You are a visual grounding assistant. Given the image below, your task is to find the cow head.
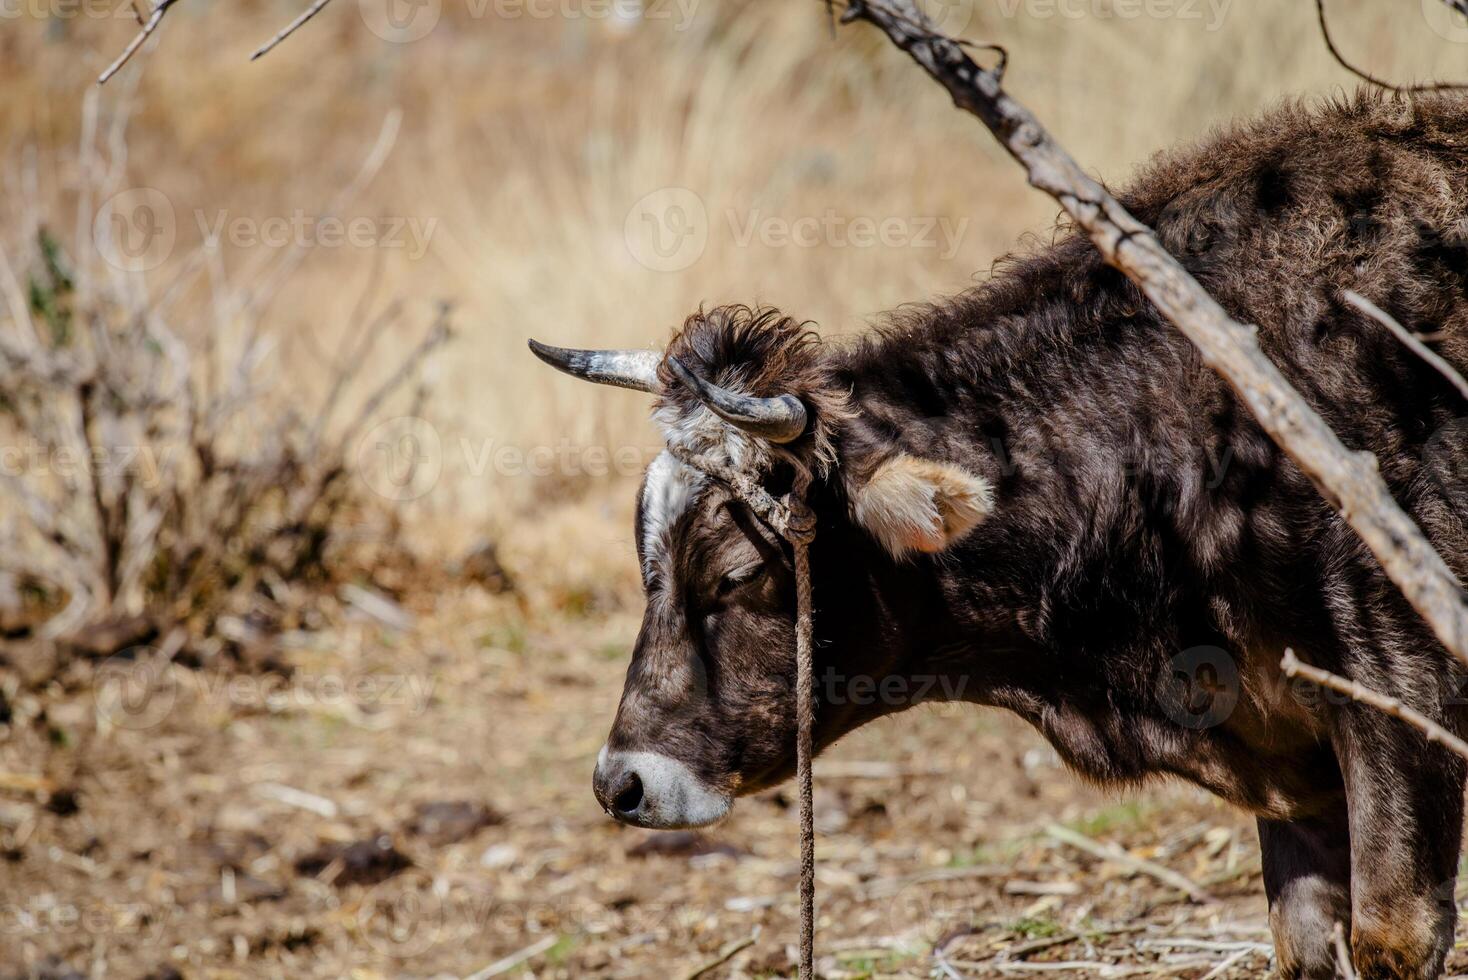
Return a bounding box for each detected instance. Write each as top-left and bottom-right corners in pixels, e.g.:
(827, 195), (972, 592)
(530, 306), (994, 828)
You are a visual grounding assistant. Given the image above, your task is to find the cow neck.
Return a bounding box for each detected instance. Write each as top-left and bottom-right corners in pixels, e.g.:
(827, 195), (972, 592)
(663, 441), (818, 980)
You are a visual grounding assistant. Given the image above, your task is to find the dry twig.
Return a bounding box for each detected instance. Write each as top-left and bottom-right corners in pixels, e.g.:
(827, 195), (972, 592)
(103, 0), (345, 80)
(251, 0), (337, 60)
(463, 935), (559, 980)
(1342, 290), (1468, 403)
(1314, 0), (1468, 94)
(1045, 824), (1214, 904)
(681, 931), (759, 980)
(1280, 649), (1468, 760)
(1333, 922), (1358, 980)
(934, 927), (976, 980)
(1197, 947), (1257, 980)
(98, 0), (183, 84)
(834, 0), (1468, 669)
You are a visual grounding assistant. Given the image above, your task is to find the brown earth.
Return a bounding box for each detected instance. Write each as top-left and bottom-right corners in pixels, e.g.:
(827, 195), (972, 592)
(6, 580), (1468, 979)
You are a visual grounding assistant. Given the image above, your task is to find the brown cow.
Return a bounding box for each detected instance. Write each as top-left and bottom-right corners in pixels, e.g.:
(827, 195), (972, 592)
(532, 91), (1468, 978)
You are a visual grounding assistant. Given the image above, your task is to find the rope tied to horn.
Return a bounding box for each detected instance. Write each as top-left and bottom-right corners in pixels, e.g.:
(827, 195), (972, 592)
(528, 337), (819, 976)
(665, 440), (818, 980)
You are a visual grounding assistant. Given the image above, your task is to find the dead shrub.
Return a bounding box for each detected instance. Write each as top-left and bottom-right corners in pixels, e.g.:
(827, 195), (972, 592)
(0, 107), (450, 659)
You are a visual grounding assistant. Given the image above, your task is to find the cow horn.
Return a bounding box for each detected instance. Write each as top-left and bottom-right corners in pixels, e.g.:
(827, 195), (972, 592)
(667, 356), (808, 444)
(527, 339), (661, 393)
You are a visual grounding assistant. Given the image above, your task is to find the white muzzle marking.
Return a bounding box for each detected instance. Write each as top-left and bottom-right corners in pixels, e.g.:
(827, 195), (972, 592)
(594, 746), (732, 829)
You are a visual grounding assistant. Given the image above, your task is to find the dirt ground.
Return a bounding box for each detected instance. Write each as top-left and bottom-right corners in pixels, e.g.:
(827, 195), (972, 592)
(3, 578), (1467, 980)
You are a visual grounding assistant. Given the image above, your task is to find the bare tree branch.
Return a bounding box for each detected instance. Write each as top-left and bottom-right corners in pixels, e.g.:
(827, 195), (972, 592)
(227, 108), (403, 325)
(336, 302), (453, 448)
(98, 0), (183, 85)
(1045, 823), (1215, 903)
(1333, 922), (1358, 980)
(252, 0), (337, 61)
(1342, 290), (1468, 403)
(102, 0), (338, 79)
(1281, 649), (1468, 761)
(1314, 0), (1468, 94)
(834, 0), (1468, 667)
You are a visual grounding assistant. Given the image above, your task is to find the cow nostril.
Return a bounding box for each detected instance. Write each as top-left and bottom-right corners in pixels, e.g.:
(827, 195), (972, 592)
(612, 772), (643, 814)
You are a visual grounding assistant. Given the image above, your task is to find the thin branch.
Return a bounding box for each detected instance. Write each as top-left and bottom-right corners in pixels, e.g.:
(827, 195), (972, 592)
(251, 0), (336, 61)
(933, 928), (973, 980)
(1333, 922), (1358, 980)
(227, 108), (403, 324)
(463, 935), (559, 980)
(307, 298), (403, 451)
(74, 87), (100, 309)
(1342, 290), (1468, 403)
(1314, 0), (1468, 94)
(835, 0), (1468, 668)
(1197, 948), (1256, 980)
(681, 931), (759, 980)
(98, 0), (183, 85)
(1281, 649), (1468, 760)
(0, 240), (39, 350)
(1045, 823), (1214, 904)
(335, 302), (453, 448)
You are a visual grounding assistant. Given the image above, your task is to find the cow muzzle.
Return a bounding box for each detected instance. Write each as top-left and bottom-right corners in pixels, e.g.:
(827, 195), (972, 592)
(593, 746), (732, 829)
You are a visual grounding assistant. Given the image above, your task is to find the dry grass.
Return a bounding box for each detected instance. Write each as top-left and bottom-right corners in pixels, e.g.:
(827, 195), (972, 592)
(4, 0), (1462, 550)
(2, 592), (1465, 977)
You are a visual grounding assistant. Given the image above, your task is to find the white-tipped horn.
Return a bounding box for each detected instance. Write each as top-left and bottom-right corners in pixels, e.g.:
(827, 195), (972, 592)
(528, 339), (661, 393)
(667, 356), (807, 444)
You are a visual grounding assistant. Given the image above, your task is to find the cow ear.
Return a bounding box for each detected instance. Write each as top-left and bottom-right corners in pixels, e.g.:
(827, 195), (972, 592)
(850, 454), (994, 557)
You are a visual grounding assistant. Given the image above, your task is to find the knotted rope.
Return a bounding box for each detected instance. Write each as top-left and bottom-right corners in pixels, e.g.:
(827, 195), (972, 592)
(666, 443), (818, 979)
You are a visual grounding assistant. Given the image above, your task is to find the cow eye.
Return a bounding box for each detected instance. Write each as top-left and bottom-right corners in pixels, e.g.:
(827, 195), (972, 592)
(715, 561), (764, 599)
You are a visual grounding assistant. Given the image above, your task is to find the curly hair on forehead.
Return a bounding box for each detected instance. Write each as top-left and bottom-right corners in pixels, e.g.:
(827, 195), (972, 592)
(654, 305), (855, 474)
(659, 306), (820, 391)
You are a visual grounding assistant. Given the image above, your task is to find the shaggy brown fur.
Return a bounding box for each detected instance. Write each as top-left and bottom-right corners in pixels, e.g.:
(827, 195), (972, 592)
(598, 91), (1468, 979)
